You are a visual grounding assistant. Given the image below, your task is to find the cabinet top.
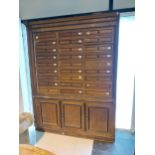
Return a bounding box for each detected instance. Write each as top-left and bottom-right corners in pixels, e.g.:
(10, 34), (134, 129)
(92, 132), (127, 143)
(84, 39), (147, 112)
(23, 12), (119, 29)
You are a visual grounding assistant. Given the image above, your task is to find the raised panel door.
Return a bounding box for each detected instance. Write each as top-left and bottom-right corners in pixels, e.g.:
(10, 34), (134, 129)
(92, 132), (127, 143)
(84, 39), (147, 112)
(34, 99), (61, 129)
(61, 101), (84, 131)
(86, 102), (115, 138)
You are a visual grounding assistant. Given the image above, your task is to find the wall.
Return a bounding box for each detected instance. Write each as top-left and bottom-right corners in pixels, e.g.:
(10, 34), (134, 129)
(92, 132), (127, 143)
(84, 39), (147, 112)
(19, 77), (23, 113)
(19, 0), (109, 20)
(20, 0), (135, 20)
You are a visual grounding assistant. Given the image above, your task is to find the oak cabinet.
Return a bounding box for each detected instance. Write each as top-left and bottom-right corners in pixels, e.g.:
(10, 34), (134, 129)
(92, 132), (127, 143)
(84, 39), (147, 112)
(26, 12), (119, 142)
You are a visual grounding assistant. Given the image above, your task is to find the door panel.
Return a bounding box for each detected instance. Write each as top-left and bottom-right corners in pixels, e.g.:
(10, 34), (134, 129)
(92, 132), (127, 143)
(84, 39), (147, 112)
(86, 102), (115, 136)
(34, 99), (61, 129)
(61, 101), (84, 131)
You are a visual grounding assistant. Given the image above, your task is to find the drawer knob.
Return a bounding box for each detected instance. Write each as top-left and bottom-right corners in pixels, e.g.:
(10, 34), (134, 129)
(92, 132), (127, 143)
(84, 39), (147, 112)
(53, 63), (57, 66)
(53, 56), (57, 59)
(54, 83), (58, 86)
(107, 62), (111, 66)
(106, 70), (111, 73)
(86, 31), (91, 35)
(78, 90), (82, 94)
(78, 70), (82, 73)
(107, 46), (111, 50)
(52, 49), (56, 52)
(78, 76), (82, 79)
(78, 48), (83, 51)
(52, 41), (56, 45)
(54, 70), (57, 73)
(86, 84), (90, 87)
(35, 36), (39, 39)
(78, 55), (82, 59)
(106, 92), (110, 96)
(78, 32), (82, 35)
(78, 40), (82, 43)
(107, 54), (112, 58)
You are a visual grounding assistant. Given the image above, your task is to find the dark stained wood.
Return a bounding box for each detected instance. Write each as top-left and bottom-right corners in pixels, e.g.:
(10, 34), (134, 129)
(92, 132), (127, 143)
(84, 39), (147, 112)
(34, 99), (61, 129)
(61, 100), (84, 131)
(26, 12), (119, 142)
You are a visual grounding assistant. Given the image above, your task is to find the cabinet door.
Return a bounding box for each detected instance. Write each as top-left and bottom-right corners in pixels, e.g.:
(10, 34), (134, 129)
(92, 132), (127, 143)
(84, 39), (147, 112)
(86, 102), (115, 137)
(34, 99), (61, 129)
(61, 100), (84, 131)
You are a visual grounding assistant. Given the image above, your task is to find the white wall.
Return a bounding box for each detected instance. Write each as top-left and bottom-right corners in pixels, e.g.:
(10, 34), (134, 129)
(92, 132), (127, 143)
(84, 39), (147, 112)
(19, 0), (109, 20)
(19, 77), (23, 113)
(113, 0), (135, 9)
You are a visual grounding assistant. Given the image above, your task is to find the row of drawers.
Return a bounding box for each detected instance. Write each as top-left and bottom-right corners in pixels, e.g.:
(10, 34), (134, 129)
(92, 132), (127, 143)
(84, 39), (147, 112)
(38, 81), (112, 88)
(36, 53), (112, 61)
(34, 27), (114, 41)
(38, 87), (112, 98)
(36, 60), (112, 69)
(35, 44), (113, 53)
(38, 75), (112, 81)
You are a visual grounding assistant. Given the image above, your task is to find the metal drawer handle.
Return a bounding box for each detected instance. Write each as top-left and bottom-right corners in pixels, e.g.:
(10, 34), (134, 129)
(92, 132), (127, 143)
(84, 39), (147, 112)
(78, 55), (82, 59)
(54, 83), (58, 86)
(78, 48), (83, 51)
(54, 70), (57, 73)
(106, 70), (111, 73)
(35, 36), (39, 39)
(107, 46), (111, 50)
(78, 90), (82, 94)
(78, 32), (82, 35)
(78, 70), (82, 73)
(53, 63), (57, 66)
(52, 49), (56, 52)
(53, 56), (57, 59)
(107, 62), (111, 66)
(106, 92), (110, 96)
(86, 31), (91, 35)
(107, 54), (112, 58)
(86, 84), (90, 87)
(52, 41), (56, 45)
(78, 40), (82, 43)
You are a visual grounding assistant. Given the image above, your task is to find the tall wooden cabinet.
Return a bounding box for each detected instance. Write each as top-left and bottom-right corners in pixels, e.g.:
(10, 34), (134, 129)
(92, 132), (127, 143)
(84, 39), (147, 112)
(25, 12), (119, 142)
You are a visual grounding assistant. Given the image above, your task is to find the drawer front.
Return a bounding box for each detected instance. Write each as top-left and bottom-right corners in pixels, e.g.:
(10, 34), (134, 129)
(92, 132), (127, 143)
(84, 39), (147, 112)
(85, 69), (112, 75)
(60, 82), (83, 88)
(38, 87), (60, 95)
(85, 89), (112, 98)
(85, 44), (113, 53)
(60, 89), (83, 95)
(85, 60), (113, 69)
(85, 82), (112, 89)
(85, 53), (113, 60)
(59, 46), (84, 53)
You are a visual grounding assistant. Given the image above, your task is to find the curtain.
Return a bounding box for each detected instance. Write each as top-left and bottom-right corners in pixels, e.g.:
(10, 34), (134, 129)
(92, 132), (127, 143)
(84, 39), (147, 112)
(116, 15), (135, 130)
(19, 19), (33, 113)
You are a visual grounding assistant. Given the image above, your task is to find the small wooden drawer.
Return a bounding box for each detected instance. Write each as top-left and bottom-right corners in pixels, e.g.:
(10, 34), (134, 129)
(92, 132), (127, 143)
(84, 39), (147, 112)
(84, 36), (113, 44)
(85, 89), (112, 98)
(85, 75), (112, 81)
(60, 82), (83, 88)
(34, 32), (56, 40)
(38, 87), (59, 95)
(85, 53), (113, 60)
(85, 45), (113, 53)
(85, 60), (113, 69)
(85, 82), (112, 89)
(60, 89), (83, 95)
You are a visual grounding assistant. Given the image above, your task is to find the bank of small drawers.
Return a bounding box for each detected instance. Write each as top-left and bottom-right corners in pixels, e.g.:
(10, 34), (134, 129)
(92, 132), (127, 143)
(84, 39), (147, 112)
(34, 27), (115, 99)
